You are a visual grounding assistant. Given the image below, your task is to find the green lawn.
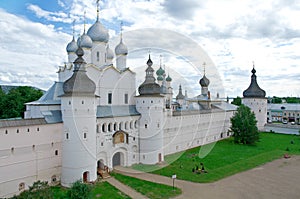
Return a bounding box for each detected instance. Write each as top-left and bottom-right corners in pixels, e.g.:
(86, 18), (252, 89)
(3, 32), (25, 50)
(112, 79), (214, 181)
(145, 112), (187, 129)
(133, 132), (300, 183)
(89, 181), (131, 199)
(112, 173), (181, 199)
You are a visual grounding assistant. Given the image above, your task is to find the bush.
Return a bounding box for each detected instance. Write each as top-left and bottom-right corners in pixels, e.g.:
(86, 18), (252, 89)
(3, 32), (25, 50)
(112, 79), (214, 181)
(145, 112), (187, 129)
(67, 180), (90, 199)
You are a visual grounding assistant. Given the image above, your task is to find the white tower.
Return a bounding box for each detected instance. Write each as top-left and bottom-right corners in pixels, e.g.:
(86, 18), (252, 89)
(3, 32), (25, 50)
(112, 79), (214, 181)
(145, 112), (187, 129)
(136, 55), (164, 164)
(242, 66), (267, 131)
(115, 24), (128, 71)
(60, 47), (97, 187)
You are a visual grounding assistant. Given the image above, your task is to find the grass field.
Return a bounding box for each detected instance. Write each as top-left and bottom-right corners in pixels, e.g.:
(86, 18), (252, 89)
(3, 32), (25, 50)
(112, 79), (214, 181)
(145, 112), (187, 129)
(111, 173), (181, 199)
(132, 132), (300, 183)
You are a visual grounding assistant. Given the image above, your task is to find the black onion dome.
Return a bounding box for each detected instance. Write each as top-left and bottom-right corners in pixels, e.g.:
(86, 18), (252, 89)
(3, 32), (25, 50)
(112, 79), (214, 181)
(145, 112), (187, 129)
(138, 55), (161, 95)
(243, 68), (266, 98)
(63, 47), (96, 96)
(199, 75), (210, 87)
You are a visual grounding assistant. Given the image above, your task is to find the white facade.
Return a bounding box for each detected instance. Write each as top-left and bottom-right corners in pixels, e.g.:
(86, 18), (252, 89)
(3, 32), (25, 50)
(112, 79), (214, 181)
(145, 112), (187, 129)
(0, 9), (238, 198)
(242, 98), (267, 130)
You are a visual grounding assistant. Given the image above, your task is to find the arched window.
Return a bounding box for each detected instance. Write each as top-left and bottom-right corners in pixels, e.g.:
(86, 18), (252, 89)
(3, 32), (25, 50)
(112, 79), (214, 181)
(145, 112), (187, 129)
(114, 123), (117, 131)
(108, 123), (112, 132)
(51, 175), (57, 183)
(19, 182), (25, 191)
(130, 121), (133, 129)
(102, 124), (106, 132)
(134, 120), (138, 128)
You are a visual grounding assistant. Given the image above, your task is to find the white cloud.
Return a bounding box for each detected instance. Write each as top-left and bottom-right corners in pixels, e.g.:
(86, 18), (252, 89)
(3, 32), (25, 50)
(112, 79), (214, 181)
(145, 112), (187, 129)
(0, 9), (70, 90)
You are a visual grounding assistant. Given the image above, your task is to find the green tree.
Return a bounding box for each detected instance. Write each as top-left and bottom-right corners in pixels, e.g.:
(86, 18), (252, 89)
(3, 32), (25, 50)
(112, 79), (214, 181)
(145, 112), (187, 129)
(271, 96), (282, 104)
(67, 180), (91, 199)
(231, 96), (242, 106)
(230, 104), (259, 145)
(0, 86), (43, 119)
(285, 97), (300, 103)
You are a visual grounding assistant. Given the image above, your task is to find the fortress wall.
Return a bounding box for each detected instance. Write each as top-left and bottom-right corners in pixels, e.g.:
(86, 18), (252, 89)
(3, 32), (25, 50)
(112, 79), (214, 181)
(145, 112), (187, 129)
(163, 110), (234, 156)
(0, 123), (62, 198)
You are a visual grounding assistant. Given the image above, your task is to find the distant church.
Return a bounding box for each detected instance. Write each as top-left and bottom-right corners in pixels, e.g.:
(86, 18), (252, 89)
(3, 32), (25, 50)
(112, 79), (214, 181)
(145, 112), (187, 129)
(0, 3), (266, 198)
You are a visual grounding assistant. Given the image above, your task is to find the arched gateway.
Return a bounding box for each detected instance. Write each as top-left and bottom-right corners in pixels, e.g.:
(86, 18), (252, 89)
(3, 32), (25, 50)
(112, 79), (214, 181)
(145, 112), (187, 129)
(112, 152), (124, 167)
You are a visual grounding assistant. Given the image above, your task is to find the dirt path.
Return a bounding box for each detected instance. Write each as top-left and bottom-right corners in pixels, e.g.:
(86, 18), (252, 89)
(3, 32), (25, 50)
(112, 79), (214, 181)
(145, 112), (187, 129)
(115, 156), (300, 199)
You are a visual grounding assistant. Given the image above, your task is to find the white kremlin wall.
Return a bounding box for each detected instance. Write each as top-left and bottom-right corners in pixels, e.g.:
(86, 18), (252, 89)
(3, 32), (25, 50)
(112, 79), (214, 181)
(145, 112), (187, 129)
(0, 122), (62, 198)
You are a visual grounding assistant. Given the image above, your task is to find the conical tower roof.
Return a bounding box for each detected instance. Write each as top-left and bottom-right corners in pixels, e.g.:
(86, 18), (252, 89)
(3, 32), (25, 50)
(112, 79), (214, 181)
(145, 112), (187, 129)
(243, 67), (266, 98)
(63, 47), (96, 96)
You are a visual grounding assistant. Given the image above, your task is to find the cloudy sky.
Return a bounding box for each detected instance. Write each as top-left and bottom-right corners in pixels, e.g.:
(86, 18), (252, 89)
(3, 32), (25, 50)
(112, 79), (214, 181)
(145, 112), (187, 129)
(0, 0), (299, 98)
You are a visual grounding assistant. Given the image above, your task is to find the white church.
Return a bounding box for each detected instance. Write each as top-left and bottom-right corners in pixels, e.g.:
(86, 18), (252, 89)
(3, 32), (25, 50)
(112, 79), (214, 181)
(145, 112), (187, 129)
(0, 4), (267, 198)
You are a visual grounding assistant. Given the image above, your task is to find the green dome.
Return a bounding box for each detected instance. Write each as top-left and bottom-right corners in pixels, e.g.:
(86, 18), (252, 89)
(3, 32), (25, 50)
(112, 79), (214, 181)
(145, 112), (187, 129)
(156, 66), (165, 76)
(166, 74), (172, 82)
(157, 75), (163, 81)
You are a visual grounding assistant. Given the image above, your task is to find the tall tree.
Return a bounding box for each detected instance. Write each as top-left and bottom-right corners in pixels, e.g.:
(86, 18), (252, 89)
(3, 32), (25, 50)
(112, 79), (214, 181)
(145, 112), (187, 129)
(230, 104), (259, 145)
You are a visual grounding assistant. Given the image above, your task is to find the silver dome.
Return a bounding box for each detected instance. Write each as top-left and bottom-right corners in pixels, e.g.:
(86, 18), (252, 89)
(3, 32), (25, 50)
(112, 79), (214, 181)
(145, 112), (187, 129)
(66, 37), (78, 53)
(77, 33), (93, 49)
(115, 39), (128, 55)
(87, 21), (109, 43)
(106, 45), (114, 60)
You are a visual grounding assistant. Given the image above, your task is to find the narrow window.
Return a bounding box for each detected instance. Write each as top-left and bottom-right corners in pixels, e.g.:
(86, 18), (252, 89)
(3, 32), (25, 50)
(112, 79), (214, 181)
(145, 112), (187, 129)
(108, 93), (112, 104)
(97, 51), (100, 62)
(101, 142), (103, 146)
(82, 100), (84, 104)
(37, 127), (39, 132)
(17, 129), (19, 133)
(5, 130), (8, 134)
(145, 124), (148, 129)
(27, 128), (30, 132)
(84, 132), (87, 139)
(66, 133), (69, 139)
(124, 93), (128, 104)
(102, 124), (105, 132)
(55, 150), (58, 156)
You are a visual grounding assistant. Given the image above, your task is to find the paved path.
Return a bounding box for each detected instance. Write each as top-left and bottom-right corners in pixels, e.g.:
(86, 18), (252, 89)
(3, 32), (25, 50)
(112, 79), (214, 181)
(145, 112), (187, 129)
(114, 155), (300, 199)
(106, 177), (148, 199)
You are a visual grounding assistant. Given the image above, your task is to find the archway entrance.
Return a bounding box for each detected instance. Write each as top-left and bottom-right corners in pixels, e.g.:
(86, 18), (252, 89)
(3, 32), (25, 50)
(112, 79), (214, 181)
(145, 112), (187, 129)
(112, 152), (124, 167)
(97, 159), (105, 170)
(83, 171), (89, 183)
